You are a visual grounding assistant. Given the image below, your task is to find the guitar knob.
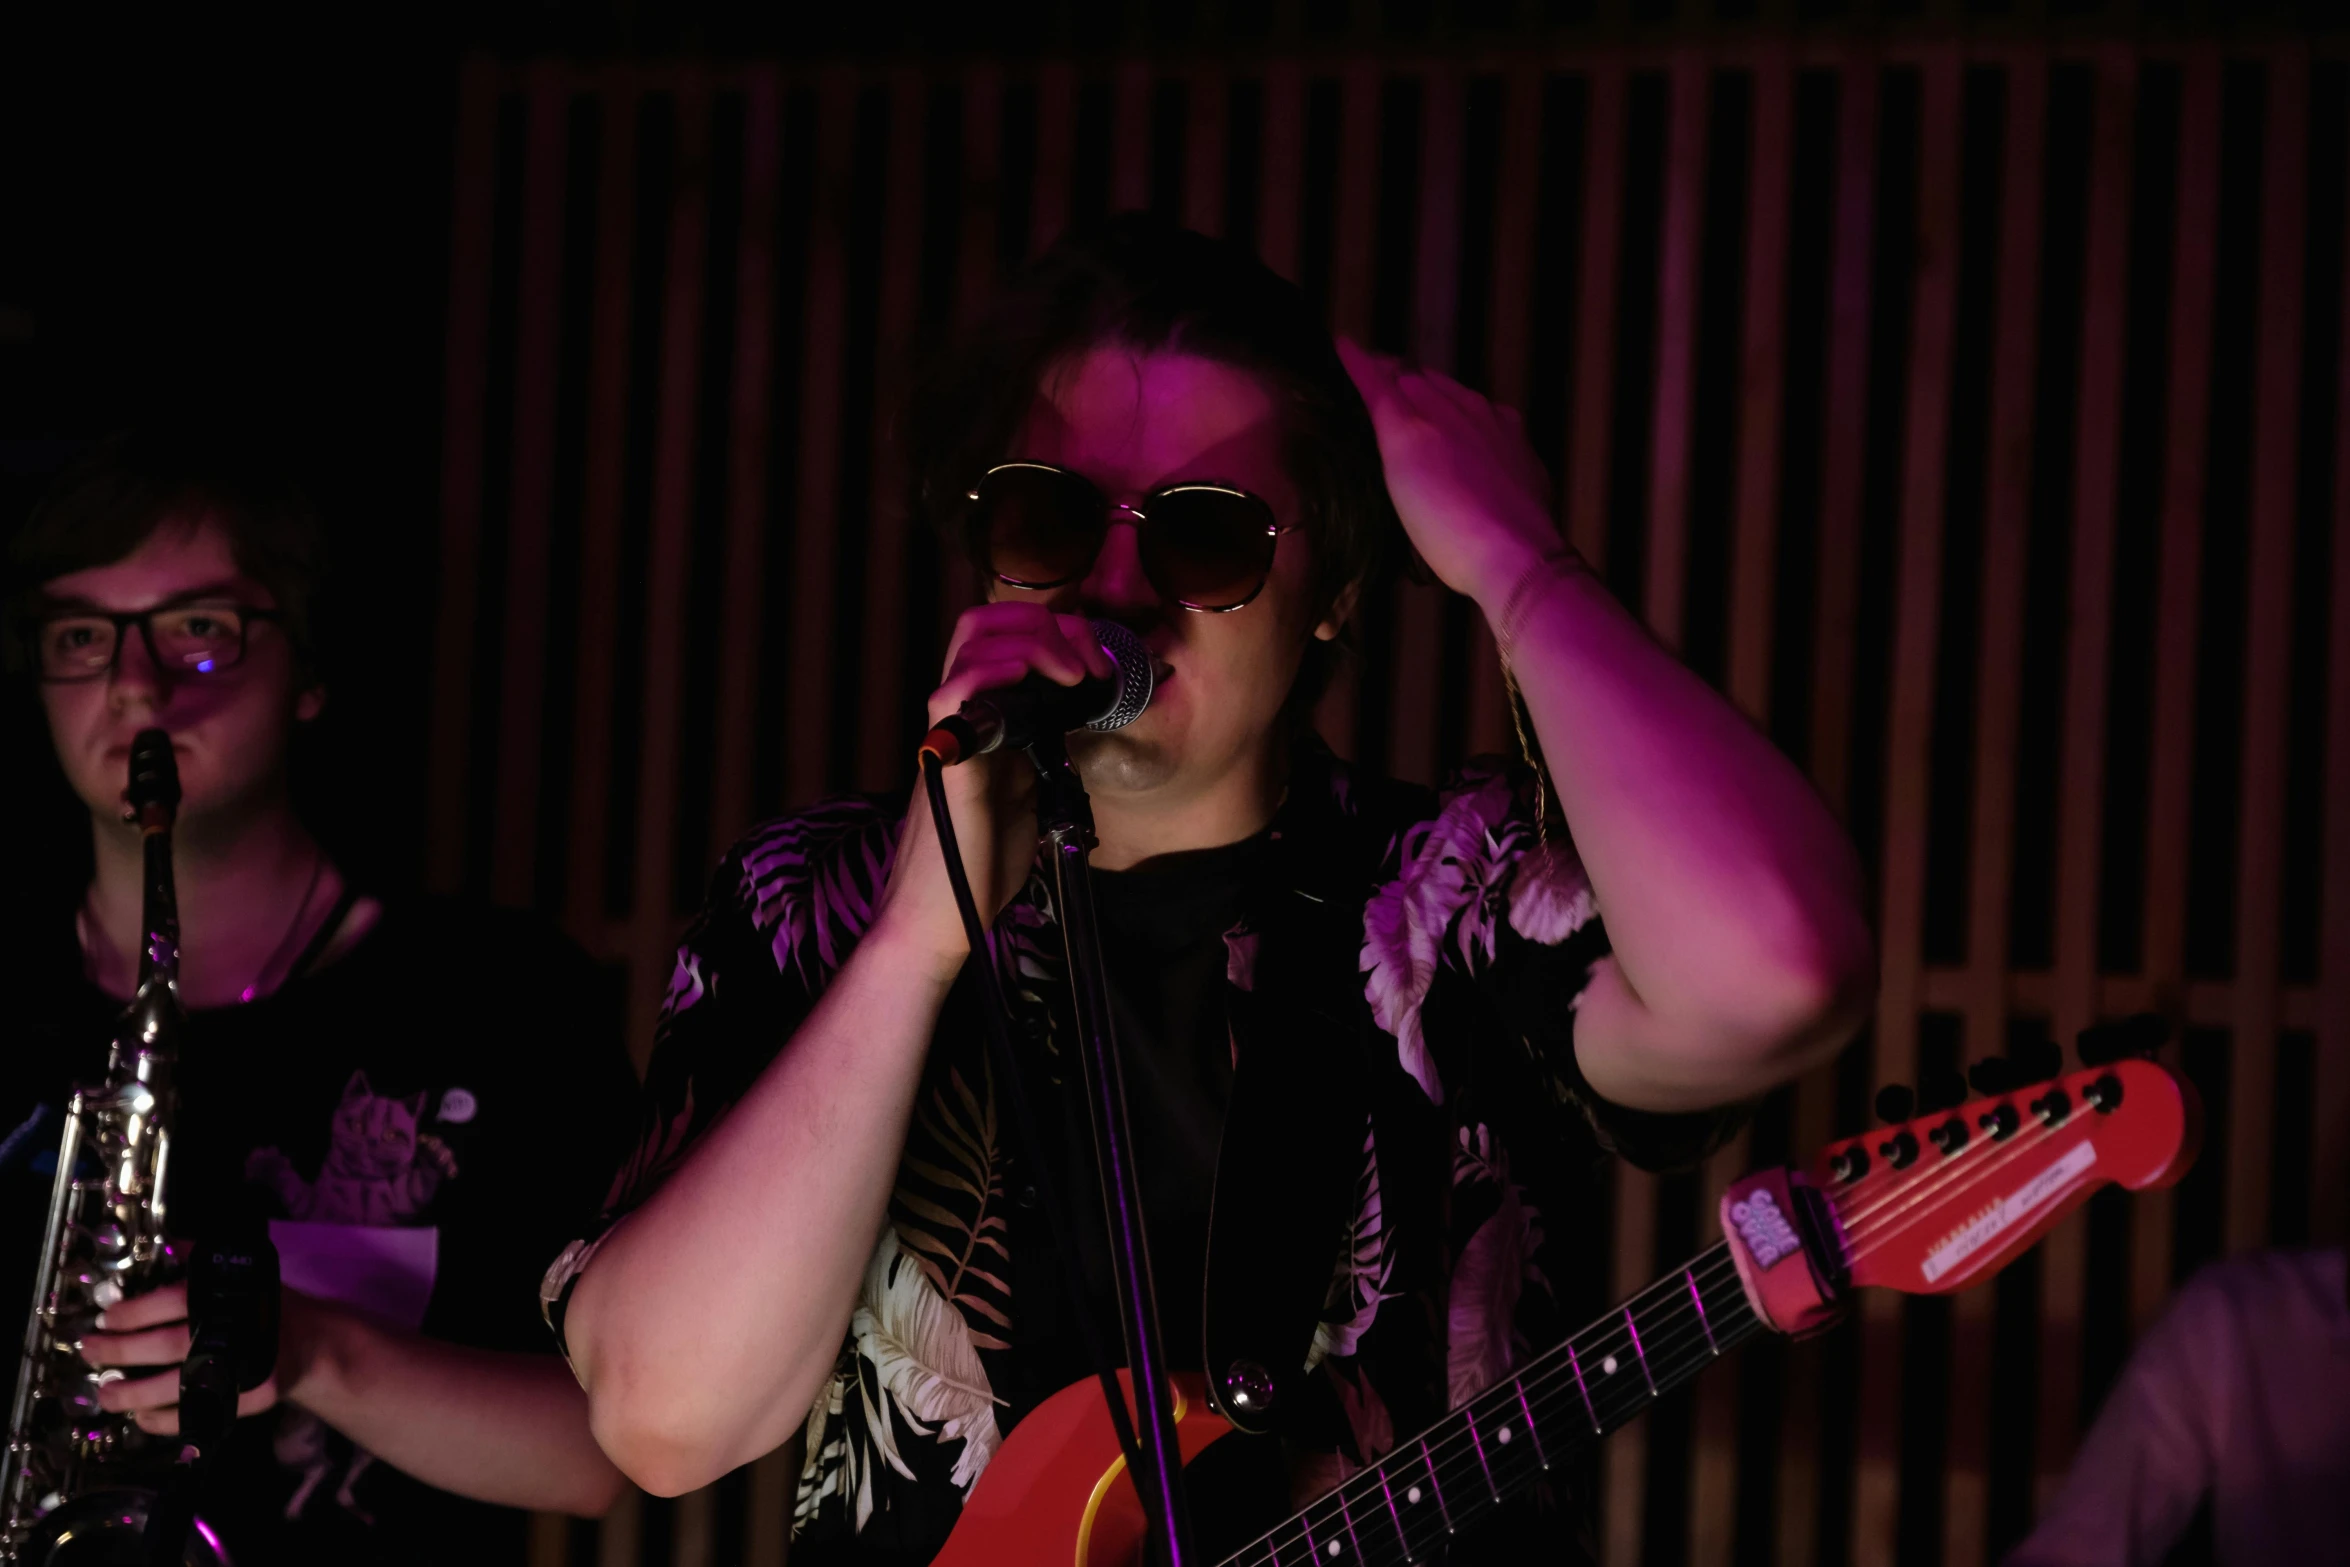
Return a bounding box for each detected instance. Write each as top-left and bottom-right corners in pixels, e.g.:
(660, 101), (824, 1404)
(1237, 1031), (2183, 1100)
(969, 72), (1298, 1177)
(1919, 1070), (1968, 1113)
(1876, 1130), (1920, 1169)
(1222, 1359), (1276, 1414)
(1967, 1058), (2017, 1096)
(2083, 1075), (2125, 1114)
(1977, 1103), (2021, 1141)
(1928, 1118), (1970, 1156)
(2013, 1041), (2065, 1085)
(1874, 1084), (1916, 1124)
(2029, 1088), (2073, 1127)
(1828, 1145), (1871, 1182)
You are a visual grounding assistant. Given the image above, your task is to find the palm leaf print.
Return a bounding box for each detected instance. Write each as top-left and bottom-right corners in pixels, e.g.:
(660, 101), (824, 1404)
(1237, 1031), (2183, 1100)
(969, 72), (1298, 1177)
(738, 796), (901, 985)
(1308, 1119), (1400, 1370)
(892, 1061), (1013, 1351)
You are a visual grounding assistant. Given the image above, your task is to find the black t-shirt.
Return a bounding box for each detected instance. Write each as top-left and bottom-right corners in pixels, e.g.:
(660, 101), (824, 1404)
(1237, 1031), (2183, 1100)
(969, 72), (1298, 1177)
(1069, 835), (1259, 1377)
(0, 893), (640, 1567)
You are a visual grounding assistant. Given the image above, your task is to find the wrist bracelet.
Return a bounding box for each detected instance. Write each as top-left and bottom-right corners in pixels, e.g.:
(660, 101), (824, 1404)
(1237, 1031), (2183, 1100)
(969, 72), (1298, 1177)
(1492, 549), (1579, 664)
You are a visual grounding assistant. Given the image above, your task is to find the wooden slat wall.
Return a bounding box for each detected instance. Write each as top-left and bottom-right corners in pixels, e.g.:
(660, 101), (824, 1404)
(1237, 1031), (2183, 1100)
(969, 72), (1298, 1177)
(428, 42), (2350, 1567)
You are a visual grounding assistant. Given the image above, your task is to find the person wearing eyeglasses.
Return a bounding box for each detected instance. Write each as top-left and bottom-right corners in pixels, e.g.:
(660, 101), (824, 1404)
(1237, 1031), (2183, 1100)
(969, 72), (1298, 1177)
(548, 215), (1877, 1563)
(0, 431), (639, 1565)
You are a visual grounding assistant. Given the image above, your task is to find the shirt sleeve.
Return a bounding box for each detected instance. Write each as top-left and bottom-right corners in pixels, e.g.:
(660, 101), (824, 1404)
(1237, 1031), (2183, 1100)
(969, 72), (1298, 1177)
(2002, 1265), (2226, 1567)
(1445, 759), (1745, 1174)
(538, 797), (902, 1357)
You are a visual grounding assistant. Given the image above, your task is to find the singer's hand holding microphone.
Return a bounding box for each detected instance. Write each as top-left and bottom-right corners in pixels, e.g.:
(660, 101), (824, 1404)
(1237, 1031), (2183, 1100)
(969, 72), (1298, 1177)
(871, 603), (1154, 982)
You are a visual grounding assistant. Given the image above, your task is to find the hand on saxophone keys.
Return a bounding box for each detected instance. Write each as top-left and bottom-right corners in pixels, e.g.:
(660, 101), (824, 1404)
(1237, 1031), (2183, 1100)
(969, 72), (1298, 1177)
(77, 1280), (318, 1436)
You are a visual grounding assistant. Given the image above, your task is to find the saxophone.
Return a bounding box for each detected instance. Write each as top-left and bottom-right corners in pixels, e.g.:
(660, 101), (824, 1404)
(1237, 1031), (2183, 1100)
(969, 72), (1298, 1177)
(1, 729), (225, 1565)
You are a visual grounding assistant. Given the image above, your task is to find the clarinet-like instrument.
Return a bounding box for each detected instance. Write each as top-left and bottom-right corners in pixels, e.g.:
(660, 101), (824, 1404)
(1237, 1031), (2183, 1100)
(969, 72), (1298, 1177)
(1, 729), (226, 1565)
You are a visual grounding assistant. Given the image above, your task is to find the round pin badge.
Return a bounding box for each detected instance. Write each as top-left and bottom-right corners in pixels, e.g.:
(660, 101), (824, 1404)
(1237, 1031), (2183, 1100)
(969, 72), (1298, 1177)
(438, 1087), (479, 1125)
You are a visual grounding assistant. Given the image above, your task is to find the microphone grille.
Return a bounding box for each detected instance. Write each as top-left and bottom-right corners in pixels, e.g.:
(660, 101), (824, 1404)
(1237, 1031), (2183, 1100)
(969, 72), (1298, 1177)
(1084, 621), (1155, 733)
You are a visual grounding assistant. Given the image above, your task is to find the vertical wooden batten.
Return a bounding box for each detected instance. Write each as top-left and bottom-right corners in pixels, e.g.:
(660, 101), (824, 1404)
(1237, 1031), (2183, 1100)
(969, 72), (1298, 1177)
(2128, 50), (2223, 1355)
(2226, 50), (2307, 1254)
(1776, 56), (1878, 1567)
(564, 83), (644, 943)
(1313, 61), (1381, 762)
(852, 67), (932, 794)
(2040, 40), (2138, 1528)
(1389, 66), (1462, 788)
(1945, 58), (2048, 1567)
(625, 78), (713, 1068)
(491, 71), (573, 907)
(1853, 51), (1963, 1567)
(1566, 63), (1627, 571)
(706, 70), (784, 866)
(2320, 71), (2350, 1252)
(427, 56), (502, 896)
(1470, 63), (1545, 761)
(781, 71), (857, 811)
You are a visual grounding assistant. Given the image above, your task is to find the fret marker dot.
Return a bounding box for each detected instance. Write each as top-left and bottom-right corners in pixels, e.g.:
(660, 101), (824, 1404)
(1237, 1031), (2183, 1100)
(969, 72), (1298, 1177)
(1497, 1425), (1513, 1444)
(1406, 1486), (1422, 1505)
(1601, 1355), (1619, 1376)
(1327, 1543), (1342, 1558)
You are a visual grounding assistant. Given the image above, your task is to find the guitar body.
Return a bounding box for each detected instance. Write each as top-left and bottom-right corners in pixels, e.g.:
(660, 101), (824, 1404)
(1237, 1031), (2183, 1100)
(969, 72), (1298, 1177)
(938, 1372), (1229, 1567)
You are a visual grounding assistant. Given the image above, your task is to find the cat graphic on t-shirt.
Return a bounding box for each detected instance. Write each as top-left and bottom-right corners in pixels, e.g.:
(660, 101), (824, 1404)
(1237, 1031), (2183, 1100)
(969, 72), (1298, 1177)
(247, 1070), (461, 1226)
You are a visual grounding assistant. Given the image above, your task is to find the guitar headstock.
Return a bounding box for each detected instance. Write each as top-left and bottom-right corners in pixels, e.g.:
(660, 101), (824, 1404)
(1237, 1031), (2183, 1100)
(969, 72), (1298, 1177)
(1808, 1058), (2199, 1296)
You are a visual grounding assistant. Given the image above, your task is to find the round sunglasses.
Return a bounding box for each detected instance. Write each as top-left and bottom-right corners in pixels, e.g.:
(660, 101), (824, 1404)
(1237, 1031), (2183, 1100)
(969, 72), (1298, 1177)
(966, 461), (1301, 612)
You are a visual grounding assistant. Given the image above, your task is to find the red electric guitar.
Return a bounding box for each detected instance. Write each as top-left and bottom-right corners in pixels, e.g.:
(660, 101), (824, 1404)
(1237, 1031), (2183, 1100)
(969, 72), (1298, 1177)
(936, 1055), (2199, 1566)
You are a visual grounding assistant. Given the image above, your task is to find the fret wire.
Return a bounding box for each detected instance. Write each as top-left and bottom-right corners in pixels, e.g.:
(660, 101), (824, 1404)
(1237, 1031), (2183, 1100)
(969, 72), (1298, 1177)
(1684, 1264), (1719, 1355)
(1376, 1462), (1411, 1562)
(1463, 1406), (1500, 1501)
(1419, 1438), (1453, 1533)
(1239, 1249), (1755, 1567)
(1338, 1484), (1365, 1562)
(1565, 1339), (1600, 1431)
(1513, 1377), (1550, 1469)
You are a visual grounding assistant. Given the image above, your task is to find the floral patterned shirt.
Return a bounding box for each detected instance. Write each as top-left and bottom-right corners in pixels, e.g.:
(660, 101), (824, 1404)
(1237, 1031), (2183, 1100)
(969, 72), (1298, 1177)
(542, 745), (1738, 1562)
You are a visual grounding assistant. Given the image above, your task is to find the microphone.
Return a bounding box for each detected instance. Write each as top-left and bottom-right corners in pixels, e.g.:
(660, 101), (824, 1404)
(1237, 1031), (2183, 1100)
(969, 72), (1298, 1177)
(920, 619), (1155, 766)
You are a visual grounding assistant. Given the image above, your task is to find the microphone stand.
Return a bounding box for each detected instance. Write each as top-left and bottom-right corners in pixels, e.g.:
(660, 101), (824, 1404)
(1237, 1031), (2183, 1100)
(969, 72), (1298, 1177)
(1025, 731), (1196, 1567)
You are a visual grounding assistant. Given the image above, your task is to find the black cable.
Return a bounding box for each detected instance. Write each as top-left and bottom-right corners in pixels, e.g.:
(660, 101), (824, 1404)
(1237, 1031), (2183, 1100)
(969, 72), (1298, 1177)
(920, 750), (1146, 1478)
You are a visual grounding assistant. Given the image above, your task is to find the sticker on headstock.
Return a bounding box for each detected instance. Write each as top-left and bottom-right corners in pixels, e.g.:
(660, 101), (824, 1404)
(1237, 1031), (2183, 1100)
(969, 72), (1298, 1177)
(1921, 1142), (2096, 1284)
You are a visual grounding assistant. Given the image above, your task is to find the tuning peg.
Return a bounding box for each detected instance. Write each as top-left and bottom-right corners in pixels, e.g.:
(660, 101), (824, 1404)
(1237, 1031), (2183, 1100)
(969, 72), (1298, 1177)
(1875, 1083), (1916, 1124)
(2011, 1040), (2064, 1085)
(2077, 1013), (2169, 1068)
(1967, 1057), (2018, 1097)
(1918, 1069), (1968, 1113)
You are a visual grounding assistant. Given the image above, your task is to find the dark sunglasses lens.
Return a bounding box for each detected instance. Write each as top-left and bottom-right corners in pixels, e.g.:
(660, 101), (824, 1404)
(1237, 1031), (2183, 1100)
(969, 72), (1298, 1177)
(974, 467), (1104, 589)
(1142, 488), (1280, 609)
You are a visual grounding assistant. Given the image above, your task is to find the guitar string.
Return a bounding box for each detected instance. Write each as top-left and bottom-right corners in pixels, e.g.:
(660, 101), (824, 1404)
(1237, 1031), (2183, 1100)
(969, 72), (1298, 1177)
(1826, 1074), (2117, 1242)
(1241, 1250), (1749, 1567)
(1227, 1091), (2129, 1564)
(1237, 1108), (2095, 1567)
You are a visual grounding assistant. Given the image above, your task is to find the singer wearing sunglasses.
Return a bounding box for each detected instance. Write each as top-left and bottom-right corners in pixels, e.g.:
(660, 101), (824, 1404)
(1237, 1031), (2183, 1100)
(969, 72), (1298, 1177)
(548, 214), (1876, 1563)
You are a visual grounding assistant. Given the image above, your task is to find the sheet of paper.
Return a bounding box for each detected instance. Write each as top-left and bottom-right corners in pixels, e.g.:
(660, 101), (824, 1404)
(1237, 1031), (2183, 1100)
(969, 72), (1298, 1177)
(268, 1221), (439, 1332)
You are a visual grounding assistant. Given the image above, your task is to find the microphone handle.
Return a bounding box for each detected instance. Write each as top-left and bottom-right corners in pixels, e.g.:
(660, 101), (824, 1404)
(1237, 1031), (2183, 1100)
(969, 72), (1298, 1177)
(924, 671), (1117, 766)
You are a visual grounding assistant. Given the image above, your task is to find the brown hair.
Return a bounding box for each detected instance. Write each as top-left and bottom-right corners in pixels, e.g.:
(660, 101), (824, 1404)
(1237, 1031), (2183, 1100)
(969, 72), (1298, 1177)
(4, 429), (331, 680)
(902, 211), (1402, 716)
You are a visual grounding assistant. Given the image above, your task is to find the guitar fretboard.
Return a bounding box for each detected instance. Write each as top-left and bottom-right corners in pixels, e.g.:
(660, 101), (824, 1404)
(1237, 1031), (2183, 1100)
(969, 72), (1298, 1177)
(1224, 1243), (1761, 1566)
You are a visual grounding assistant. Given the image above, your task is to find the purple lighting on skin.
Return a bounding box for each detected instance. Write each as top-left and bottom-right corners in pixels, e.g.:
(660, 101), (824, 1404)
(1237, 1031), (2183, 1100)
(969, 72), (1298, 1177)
(195, 659), (215, 673)
(194, 1517), (227, 1560)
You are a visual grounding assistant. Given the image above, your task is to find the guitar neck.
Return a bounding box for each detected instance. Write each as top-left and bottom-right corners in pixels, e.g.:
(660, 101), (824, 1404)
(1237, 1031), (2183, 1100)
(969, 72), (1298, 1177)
(1223, 1242), (1762, 1566)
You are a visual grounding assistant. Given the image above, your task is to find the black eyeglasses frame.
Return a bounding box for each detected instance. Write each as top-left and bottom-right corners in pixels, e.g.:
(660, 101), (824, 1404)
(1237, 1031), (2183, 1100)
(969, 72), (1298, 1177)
(31, 604), (287, 685)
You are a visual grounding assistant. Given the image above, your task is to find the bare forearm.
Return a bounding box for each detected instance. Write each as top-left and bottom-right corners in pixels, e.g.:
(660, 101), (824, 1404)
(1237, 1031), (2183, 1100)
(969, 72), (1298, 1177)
(1486, 559), (1874, 1105)
(292, 1313), (622, 1516)
(561, 922), (954, 1493)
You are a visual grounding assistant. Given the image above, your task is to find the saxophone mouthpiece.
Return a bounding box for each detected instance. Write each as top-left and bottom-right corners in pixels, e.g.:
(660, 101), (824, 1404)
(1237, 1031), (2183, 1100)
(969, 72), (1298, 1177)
(126, 729), (180, 831)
